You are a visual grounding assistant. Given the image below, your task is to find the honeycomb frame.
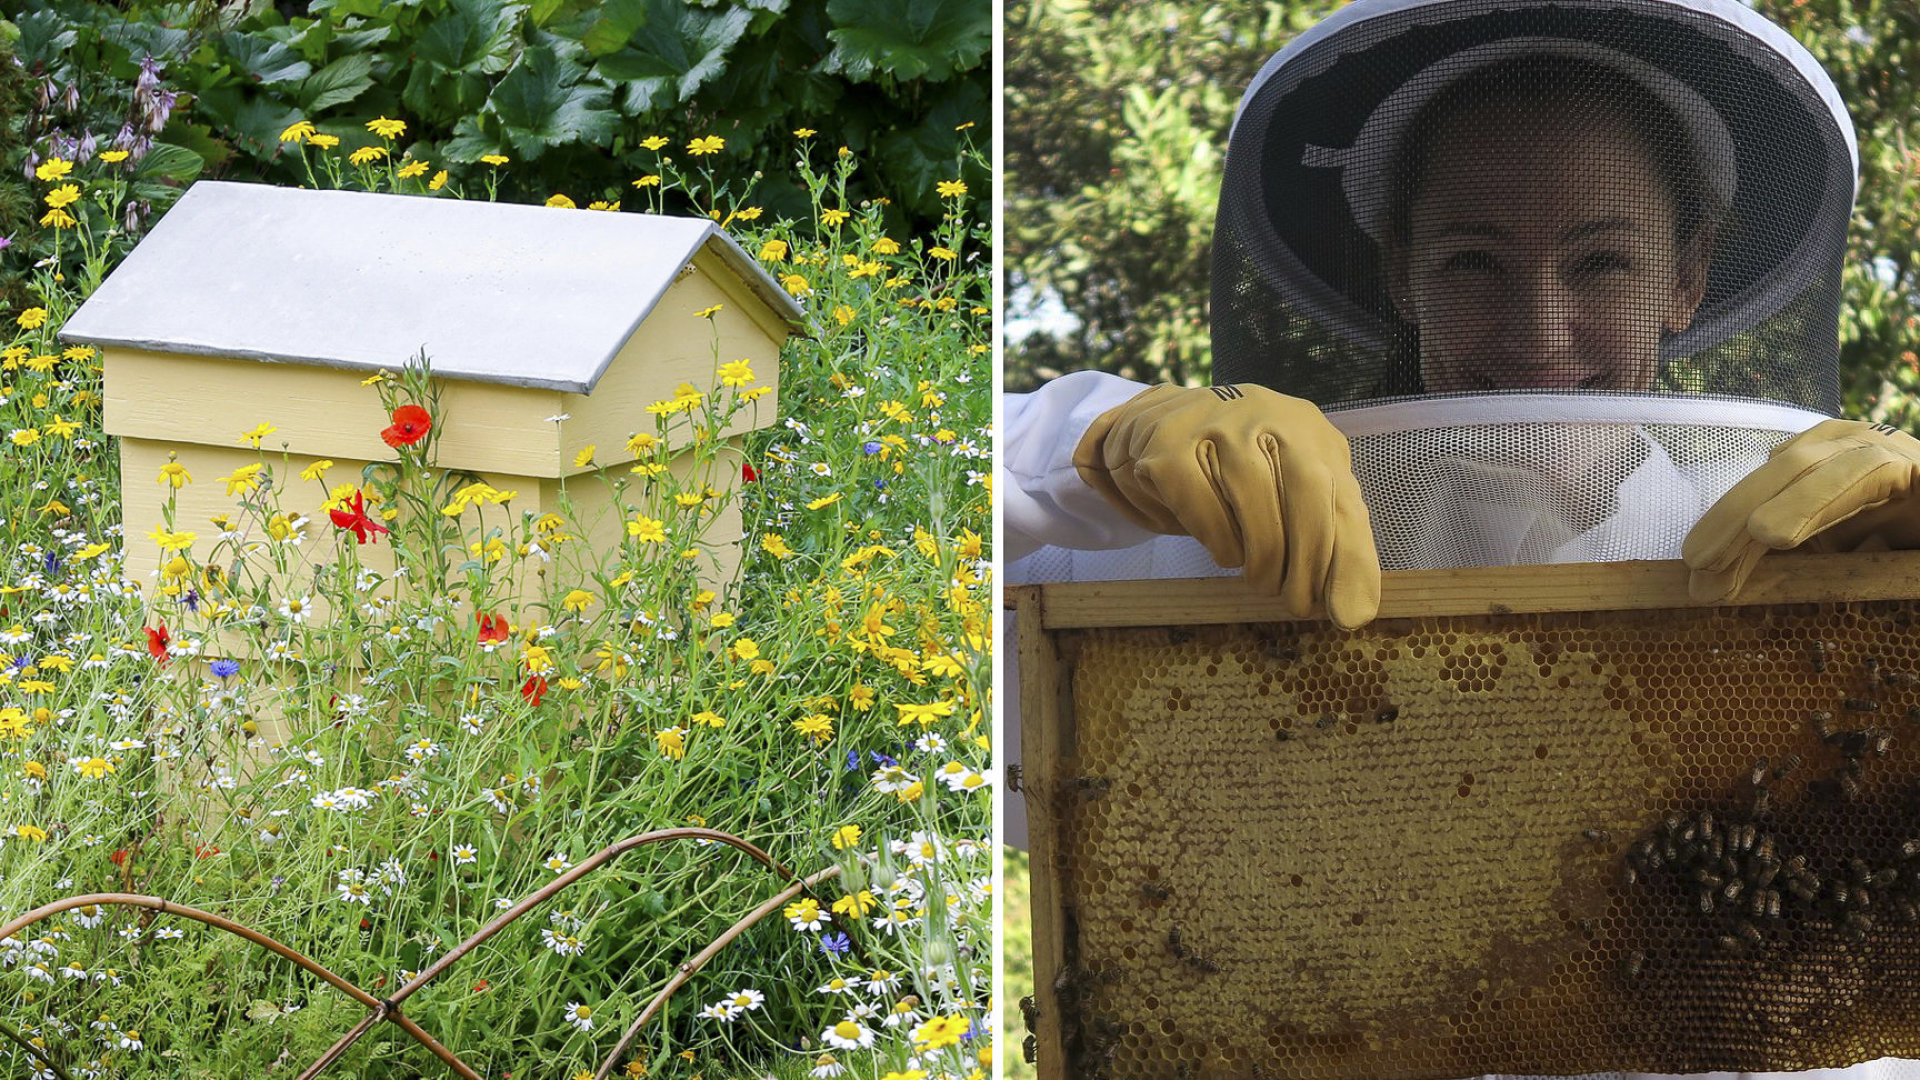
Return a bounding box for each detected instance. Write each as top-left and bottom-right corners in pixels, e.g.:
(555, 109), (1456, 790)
(1013, 551), (1920, 1080)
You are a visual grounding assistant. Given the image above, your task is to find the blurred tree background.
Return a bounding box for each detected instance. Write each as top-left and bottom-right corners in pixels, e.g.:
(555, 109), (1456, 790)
(1004, 0), (1920, 429)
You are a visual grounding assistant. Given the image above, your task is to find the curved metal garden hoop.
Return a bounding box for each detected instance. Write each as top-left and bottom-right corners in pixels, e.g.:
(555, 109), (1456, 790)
(0, 828), (841, 1080)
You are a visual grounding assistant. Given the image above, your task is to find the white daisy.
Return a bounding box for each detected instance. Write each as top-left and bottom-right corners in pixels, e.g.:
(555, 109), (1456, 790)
(820, 1020), (874, 1050)
(563, 1001), (595, 1032)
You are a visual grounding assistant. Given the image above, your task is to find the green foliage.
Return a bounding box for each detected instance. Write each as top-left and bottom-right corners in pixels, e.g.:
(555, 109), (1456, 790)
(0, 23), (40, 314)
(4, 0), (989, 246)
(1005, 0), (1334, 391)
(1757, 0), (1920, 427)
(1001, 848), (1036, 1080)
(1007, 0), (1920, 427)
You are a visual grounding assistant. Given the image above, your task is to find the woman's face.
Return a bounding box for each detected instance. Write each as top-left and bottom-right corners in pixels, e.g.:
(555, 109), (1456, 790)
(1389, 102), (1708, 394)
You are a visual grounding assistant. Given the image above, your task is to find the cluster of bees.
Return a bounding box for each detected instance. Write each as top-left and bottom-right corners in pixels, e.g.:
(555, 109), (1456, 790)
(1048, 960), (1125, 1080)
(1618, 650), (1920, 968)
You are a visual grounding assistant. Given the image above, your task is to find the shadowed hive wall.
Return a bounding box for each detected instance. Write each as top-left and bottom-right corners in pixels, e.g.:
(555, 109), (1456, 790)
(1041, 601), (1920, 1080)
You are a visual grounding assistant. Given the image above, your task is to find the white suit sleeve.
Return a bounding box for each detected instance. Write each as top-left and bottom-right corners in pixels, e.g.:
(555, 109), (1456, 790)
(1002, 369), (1163, 561)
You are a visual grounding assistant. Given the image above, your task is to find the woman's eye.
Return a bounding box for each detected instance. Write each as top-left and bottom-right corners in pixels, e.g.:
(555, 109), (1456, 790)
(1574, 251), (1630, 274)
(1442, 250), (1498, 273)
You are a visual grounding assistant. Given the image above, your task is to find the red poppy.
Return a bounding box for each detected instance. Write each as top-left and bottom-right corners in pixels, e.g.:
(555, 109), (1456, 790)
(195, 844), (221, 859)
(477, 612), (509, 646)
(110, 848), (129, 867)
(742, 461), (759, 483)
(145, 622), (170, 664)
(381, 403), (433, 448)
(521, 672), (548, 707)
(472, 980), (490, 993)
(328, 490), (391, 545)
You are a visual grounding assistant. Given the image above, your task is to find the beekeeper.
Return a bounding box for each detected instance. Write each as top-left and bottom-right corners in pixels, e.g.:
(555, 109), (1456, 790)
(1004, 0), (1920, 1004)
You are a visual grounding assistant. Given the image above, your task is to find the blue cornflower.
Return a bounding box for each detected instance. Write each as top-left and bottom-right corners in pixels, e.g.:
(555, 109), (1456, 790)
(845, 749), (861, 772)
(9, 655), (28, 671)
(210, 659), (240, 679)
(182, 589), (200, 613)
(820, 932), (851, 956)
(869, 749), (897, 768)
(862, 441), (883, 455)
(42, 551), (60, 575)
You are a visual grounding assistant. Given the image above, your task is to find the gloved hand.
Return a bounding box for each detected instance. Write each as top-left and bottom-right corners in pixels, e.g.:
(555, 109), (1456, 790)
(1684, 419), (1920, 603)
(1073, 383), (1381, 628)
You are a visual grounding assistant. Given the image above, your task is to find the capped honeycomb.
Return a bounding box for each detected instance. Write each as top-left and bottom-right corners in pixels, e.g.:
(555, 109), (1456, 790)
(1039, 600), (1920, 1080)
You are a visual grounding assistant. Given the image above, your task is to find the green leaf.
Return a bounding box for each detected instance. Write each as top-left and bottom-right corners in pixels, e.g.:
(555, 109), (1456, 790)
(14, 10), (79, 65)
(440, 112), (505, 162)
(825, 0), (989, 81)
(414, 0), (525, 74)
(484, 44), (619, 158)
(297, 52), (375, 112)
(134, 143), (205, 185)
(580, 0), (648, 56)
(220, 31), (312, 85)
(589, 0), (751, 108)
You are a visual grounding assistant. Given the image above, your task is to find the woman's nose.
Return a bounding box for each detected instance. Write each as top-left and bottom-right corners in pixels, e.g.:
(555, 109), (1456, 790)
(1493, 275), (1584, 389)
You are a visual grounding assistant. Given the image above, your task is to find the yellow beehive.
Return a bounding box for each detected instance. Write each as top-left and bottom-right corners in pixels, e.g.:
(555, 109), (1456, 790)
(59, 180), (801, 623)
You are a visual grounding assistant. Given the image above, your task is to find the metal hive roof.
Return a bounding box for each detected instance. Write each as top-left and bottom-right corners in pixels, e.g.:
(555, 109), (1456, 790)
(59, 180), (804, 394)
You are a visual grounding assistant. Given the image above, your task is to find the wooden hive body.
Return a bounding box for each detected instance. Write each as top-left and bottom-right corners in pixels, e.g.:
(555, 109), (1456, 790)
(61, 181), (801, 626)
(1016, 552), (1920, 1080)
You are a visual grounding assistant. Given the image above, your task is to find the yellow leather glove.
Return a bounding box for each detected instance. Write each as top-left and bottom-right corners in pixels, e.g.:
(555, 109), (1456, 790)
(1073, 383), (1382, 628)
(1684, 419), (1920, 603)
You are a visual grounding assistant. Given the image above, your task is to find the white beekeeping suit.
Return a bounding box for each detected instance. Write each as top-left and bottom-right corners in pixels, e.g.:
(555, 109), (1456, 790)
(1005, 1), (1920, 1076)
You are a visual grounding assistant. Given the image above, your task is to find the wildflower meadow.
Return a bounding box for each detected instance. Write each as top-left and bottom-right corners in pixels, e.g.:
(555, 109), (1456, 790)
(0, 120), (992, 1080)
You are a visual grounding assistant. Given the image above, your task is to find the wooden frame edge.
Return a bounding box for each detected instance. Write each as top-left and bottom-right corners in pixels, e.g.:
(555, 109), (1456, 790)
(1015, 586), (1071, 1080)
(1033, 550), (1920, 630)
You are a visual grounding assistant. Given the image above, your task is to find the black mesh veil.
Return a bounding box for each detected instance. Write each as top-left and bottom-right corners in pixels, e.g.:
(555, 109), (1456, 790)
(1207, 0), (1858, 570)
(1211, 0), (1855, 413)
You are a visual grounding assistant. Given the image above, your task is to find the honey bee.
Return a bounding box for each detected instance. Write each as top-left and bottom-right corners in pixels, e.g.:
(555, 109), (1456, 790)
(1845, 698), (1881, 713)
(1749, 758), (1771, 786)
(1076, 776), (1112, 798)
(1812, 711), (1836, 739)
(1143, 882), (1172, 901)
(1811, 641), (1829, 673)
(1583, 828), (1612, 844)
(1374, 705), (1399, 725)
(1774, 754), (1803, 780)
(1276, 728), (1293, 742)
(1624, 950), (1646, 978)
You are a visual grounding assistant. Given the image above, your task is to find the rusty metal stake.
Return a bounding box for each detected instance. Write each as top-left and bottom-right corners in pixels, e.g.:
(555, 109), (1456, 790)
(0, 828), (827, 1080)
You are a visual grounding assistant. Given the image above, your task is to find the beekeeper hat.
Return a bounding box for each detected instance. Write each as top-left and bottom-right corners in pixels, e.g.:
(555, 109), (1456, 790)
(1209, 0), (1858, 414)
